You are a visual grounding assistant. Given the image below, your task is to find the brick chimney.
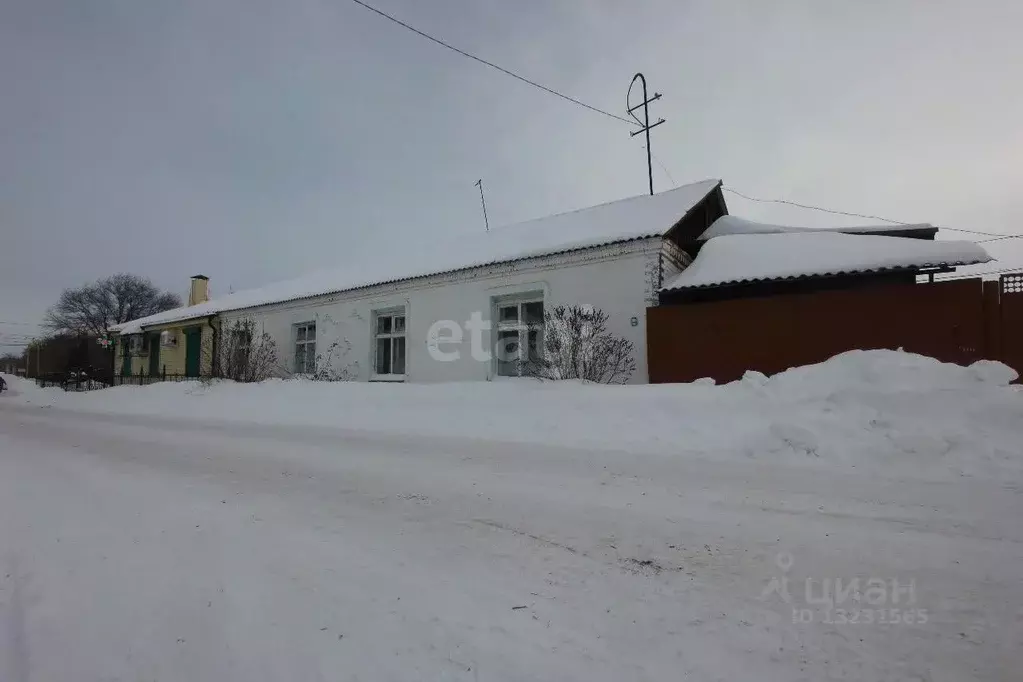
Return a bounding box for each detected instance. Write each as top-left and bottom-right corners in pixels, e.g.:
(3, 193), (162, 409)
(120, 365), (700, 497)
(188, 275), (210, 306)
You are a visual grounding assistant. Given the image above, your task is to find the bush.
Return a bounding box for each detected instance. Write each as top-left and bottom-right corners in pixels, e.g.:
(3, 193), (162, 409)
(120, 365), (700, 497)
(310, 338), (360, 382)
(520, 305), (636, 384)
(205, 318), (280, 383)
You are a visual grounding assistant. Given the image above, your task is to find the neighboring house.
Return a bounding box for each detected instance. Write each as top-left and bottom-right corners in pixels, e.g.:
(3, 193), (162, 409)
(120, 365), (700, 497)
(112, 276), (217, 377)
(110, 179), (728, 383)
(646, 215), (996, 383)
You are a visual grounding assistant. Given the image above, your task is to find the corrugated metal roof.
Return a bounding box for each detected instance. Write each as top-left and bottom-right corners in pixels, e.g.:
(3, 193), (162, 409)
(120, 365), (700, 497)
(114, 179), (721, 333)
(662, 231), (992, 291)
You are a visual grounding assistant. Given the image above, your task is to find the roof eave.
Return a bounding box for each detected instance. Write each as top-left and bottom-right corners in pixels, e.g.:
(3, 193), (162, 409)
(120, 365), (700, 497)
(661, 261), (982, 292)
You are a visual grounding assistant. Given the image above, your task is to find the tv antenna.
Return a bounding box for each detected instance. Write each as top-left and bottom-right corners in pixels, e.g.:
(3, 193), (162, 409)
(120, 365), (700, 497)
(627, 73), (665, 196)
(475, 179), (490, 232)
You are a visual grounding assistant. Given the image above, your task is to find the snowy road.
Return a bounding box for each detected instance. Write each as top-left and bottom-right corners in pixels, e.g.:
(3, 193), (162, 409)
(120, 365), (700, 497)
(1, 404), (1021, 681)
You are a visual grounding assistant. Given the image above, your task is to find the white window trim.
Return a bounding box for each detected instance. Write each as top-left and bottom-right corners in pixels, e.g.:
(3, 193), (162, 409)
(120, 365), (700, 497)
(293, 321), (317, 375)
(371, 308), (407, 381)
(492, 294), (544, 378)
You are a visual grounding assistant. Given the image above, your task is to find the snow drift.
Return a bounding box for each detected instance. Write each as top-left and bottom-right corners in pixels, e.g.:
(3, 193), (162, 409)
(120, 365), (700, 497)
(5, 350), (1021, 480)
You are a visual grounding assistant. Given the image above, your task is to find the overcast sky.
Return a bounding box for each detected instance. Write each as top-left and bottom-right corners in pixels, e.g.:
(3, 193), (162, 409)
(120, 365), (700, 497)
(3, 0), (1022, 350)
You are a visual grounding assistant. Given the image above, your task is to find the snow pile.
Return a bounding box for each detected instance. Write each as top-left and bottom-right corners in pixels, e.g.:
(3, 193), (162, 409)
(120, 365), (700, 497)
(114, 179), (720, 333)
(662, 232), (992, 290)
(6, 351), (1020, 480)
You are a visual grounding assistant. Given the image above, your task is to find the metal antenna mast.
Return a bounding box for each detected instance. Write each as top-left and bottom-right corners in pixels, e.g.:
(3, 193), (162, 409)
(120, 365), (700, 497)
(627, 73), (665, 196)
(475, 179), (490, 232)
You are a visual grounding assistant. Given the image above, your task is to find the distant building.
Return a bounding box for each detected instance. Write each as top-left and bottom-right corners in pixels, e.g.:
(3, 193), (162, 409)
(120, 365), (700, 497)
(112, 276), (216, 378)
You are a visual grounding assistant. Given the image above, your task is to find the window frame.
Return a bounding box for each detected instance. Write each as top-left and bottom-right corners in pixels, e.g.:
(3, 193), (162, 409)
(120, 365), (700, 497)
(231, 327), (252, 371)
(159, 330), (178, 349)
(493, 295), (544, 378)
(372, 309), (407, 380)
(129, 334), (147, 356)
(293, 321), (317, 375)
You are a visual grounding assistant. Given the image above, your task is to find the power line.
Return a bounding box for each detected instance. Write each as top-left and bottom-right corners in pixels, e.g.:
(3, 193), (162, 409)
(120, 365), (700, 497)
(649, 150), (678, 189)
(936, 266), (1020, 281)
(349, 0), (1023, 245)
(722, 186), (1020, 238)
(0, 320), (43, 326)
(348, 0), (637, 126)
(346, 0), (1022, 244)
(722, 186), (907, 224)
(977, 234), (1023, 244)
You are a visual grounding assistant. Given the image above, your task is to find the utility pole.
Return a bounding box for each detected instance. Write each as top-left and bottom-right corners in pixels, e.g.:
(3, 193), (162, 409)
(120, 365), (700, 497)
(627, 73), (665, 196)
(475, 179), (490, 232)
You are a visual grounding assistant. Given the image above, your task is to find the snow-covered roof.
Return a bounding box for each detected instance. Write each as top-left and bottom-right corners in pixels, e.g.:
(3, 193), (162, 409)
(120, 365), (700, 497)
(699, 215), (937, 240)
(113, 179), (722, 334)
(661, 232), (993, 291)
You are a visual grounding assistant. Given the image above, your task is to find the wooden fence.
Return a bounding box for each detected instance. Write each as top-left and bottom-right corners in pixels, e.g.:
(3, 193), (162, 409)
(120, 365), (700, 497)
(647, 274), (1023, 384)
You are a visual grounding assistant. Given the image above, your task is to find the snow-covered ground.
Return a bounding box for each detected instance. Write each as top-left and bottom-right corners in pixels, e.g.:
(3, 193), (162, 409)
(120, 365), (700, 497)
(1, 351), (1021, 680)
(5, 350), (1022, 482)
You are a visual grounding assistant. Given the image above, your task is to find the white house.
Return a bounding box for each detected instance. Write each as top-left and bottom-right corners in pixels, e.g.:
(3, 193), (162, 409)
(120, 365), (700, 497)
(113, 179), (728, 383)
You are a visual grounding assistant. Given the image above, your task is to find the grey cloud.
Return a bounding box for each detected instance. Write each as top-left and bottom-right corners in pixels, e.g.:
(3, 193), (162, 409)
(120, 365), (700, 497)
(2, 0), (1021, 343)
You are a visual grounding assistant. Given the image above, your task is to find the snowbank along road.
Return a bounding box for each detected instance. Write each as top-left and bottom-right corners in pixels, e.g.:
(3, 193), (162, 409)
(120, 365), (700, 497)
(1, 352), (1021, 681)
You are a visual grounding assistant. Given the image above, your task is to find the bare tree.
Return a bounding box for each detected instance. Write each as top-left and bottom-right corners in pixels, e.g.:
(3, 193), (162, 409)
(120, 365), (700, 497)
(521, 305), (636, 384)
(204, 318), (280, 383)
(45, 274), (181, 337)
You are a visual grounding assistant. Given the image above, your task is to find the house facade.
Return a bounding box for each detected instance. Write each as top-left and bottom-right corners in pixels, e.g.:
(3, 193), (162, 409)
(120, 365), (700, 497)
(112, 179), (727, 383)
(219, 236), (684, 383)
(114, 276), (217, 377)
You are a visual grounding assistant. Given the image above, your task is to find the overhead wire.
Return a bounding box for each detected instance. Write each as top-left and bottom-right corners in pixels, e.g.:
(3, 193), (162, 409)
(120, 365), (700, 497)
(349, 1), (1022, 250)
(348, 0), (637, 126)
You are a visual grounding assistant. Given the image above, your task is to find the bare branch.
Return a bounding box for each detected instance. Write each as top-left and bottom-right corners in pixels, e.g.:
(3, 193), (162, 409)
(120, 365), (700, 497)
(310, 338), (360, 381)
(202, 318), (280, 383)
(45, 274), (182, 336)
(520, 304), (636, 384)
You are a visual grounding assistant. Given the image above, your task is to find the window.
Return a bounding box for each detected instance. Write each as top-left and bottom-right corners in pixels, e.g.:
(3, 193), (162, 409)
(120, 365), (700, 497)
(129, 334), (146, 355)
(294, 322), (316, 374)
(374, 311), (406, 376)
(231, 328), (251, 371)
(494, 297), (543, 377)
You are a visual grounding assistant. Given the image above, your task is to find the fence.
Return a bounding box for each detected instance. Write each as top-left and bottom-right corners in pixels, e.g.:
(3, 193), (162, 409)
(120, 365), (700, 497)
(35, 372), (112, 392)
(647, 274), (1023, 384)
(36, 370), (202, 391)
(111, 373), (203, 387)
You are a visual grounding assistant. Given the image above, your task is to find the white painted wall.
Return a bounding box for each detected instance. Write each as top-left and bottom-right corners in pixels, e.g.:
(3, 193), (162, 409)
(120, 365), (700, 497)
(220, 238), (666, 384)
